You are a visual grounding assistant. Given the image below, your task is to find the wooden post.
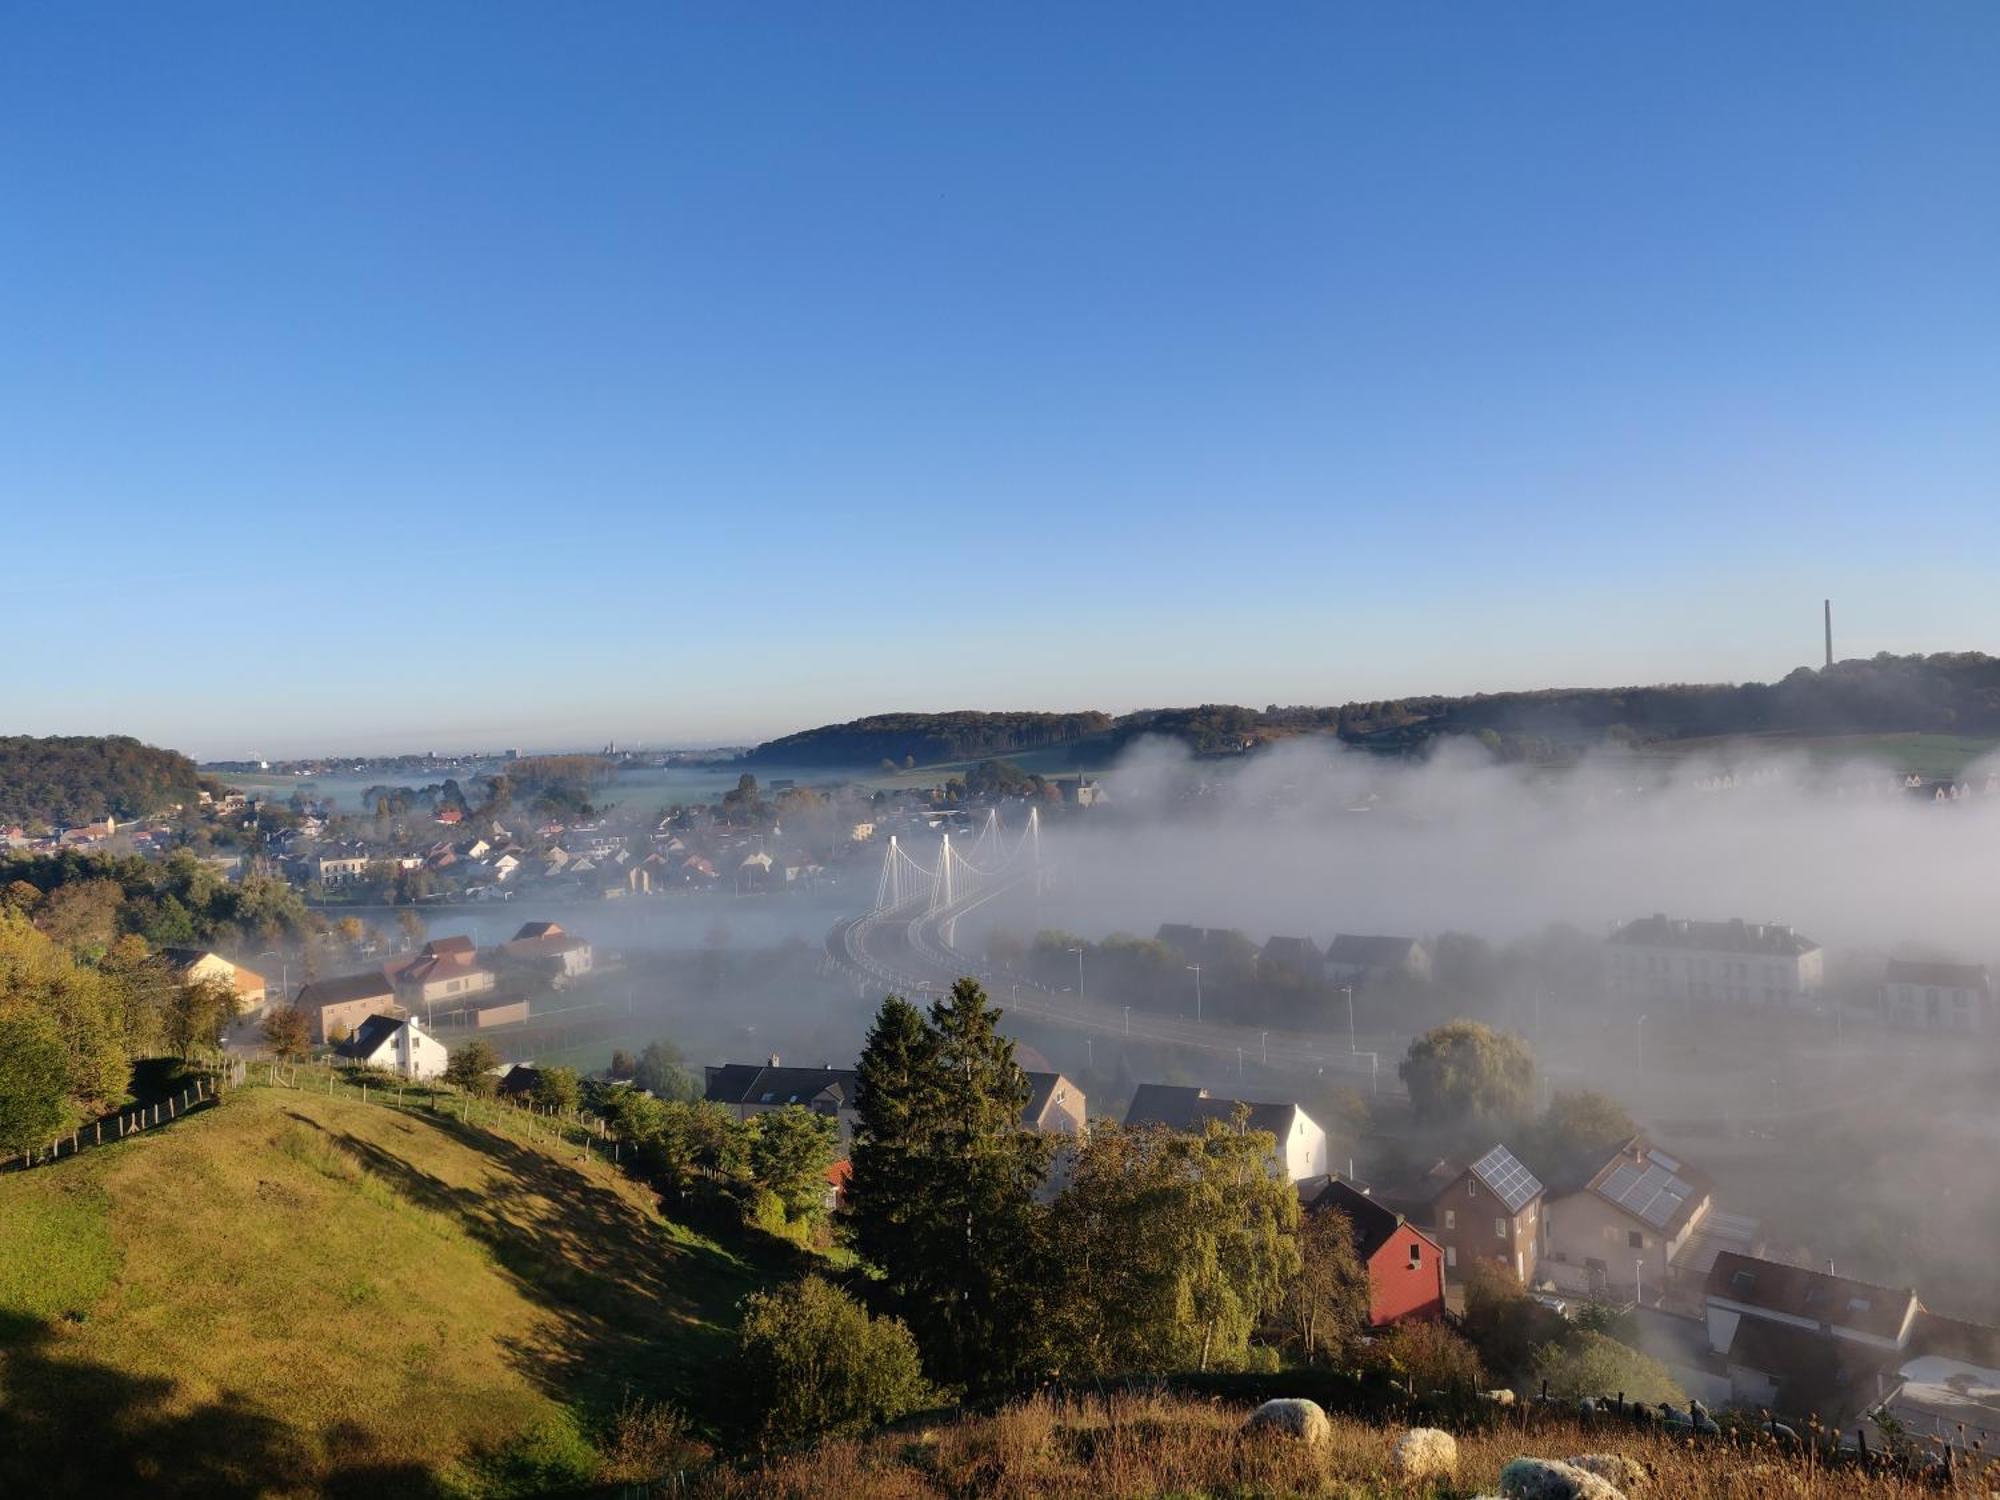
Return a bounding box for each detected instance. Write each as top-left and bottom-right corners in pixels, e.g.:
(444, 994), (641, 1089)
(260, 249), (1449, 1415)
(95, 1121), (102, 1145)
(168, 1097), (176, 1119)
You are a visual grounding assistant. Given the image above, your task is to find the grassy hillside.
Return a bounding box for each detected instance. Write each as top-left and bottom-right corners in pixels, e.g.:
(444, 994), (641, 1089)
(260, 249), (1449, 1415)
(0, 1083), (777, 1498)
(695, 1390), (1957, 1499)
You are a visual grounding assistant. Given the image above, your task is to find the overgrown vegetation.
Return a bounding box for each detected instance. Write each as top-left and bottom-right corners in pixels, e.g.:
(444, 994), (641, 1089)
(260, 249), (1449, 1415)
(0, 734), (208, 828)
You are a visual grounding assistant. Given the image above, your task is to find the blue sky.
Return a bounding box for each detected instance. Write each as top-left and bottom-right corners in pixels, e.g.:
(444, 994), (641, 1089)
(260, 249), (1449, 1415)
(3, 4), (1997, 757)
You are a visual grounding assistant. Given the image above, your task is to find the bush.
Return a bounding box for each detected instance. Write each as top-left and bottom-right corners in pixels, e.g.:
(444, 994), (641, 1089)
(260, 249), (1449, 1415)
(733, 1275), (932, 1447)
(595, 1396), (709, 1485)
(1530, 1329), (1684, 1405)
(1373, 1319), (1483, 1391)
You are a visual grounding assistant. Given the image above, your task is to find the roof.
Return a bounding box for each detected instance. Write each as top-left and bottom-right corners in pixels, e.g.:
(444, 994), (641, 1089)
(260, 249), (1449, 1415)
(424, 935), (477, 959)
(1587, 1141), (1711, 1236)
(1306, 1179), (1427, 1263)
(1259, 935), (1323, 969)
(1020, 1070), (1075, 1126)
(297, 970), (397, 1008)
(505, 933), (590, 957)
(704, 1063), (858, 1111)
(1608, 915), (1819, 957)
(1326, 933), (1419, 966)
(512, 921), (565, 940)
(1123, 1083), (1303, 1141)
(1469, 1144), (1544, 1214)
(1706, 1252), (1918, 1342)
(160, 949), (267, 994)
(1883, 959), (1991, 992)
(334, 1014), (406, 1059)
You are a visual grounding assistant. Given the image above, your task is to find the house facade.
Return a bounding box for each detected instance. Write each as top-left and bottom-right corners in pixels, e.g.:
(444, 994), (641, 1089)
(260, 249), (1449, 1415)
(162, 949), (268, 1012)
(502, 921), (594, 979)
(387, 936), (496, 1012)
(1305, 1179), (1446, 1327)
(1122, 1084), (1328, 1183)
(1606, 915), (1823, 1008)
(335, 1014), (449, 1080)
(704, 1059), (861, 1144)
(1324, 934), (1431, 986)
(1704, 1251), (1921, 1419)
(1880, 959), (1991, 1033)
(296, 971), (402, 1044)
(1418, 1144), (1545, 1285)
(1544, 1139), (1713, 1302)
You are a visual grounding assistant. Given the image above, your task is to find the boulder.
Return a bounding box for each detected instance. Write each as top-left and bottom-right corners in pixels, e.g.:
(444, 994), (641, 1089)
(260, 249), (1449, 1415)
(1499, 1455), (1628, 1500)
(1242, 1398), (1330, 1448)
(1392, 1427), (1458, 1482)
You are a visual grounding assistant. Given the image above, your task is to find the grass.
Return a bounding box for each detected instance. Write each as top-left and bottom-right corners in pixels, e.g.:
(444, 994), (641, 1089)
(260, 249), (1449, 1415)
(0, 1081), (785, 1497)
(1646, 730), (2000, 778)
(692, 1391), (1969, 1499)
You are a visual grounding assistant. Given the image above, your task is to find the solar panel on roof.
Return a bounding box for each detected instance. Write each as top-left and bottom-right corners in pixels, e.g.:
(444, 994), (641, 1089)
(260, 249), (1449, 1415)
(1470, 1145), (1543, 1214)
(1596, 1159), (1695, 1229)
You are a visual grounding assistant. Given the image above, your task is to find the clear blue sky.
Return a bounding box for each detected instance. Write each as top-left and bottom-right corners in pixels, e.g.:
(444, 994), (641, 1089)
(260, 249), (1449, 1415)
(4, 4), (1997, 757)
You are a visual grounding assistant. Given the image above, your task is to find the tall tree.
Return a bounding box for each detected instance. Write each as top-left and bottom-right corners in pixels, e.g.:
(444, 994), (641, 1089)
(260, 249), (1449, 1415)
(844, 981), (1049, 1387)
(1278, 1207), (1372, 1365)
(1399, 1019), (1537, 1123)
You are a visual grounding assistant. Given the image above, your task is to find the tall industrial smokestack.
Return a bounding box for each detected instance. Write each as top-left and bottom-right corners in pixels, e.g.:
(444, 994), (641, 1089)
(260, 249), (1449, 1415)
(1824, 599), (1833, 669)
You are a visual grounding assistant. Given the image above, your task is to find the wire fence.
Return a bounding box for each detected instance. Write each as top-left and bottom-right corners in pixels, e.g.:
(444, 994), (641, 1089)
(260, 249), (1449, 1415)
(4, 1057), (248, 1173)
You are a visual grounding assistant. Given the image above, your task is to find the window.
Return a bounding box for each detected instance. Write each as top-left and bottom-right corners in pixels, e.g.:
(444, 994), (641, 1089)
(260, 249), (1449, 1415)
(1408, 1243), (1422, 1269)
(1495, 1218), (1508, 1240)
(1445, 1245), (1457, 1269)
(1628, 1230), (1644, 1249)
(1444, 1209), (1456, 1230)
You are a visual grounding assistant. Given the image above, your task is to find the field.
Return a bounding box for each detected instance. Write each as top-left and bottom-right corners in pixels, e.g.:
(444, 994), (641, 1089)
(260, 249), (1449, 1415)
(696, 1390), (1965, 1499)
(0, 1082), (779, 1498)
(1644, 731), (2000, 779)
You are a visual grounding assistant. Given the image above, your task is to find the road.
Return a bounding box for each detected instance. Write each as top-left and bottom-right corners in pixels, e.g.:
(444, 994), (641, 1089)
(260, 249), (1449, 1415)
(827, 883), (1403, 1099)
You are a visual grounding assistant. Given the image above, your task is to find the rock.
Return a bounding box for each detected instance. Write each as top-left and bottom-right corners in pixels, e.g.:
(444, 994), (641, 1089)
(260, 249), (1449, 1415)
(1567, 1452), (1650, 1491)
(1242, 1398), (1330, 1448)
(1392, 1427), (1458, 1482)
(1499, 1455), (1628, 1500)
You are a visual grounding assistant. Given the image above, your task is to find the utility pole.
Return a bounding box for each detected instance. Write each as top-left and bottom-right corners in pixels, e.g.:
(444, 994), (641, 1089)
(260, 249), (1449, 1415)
(1186, 964), (1203, 1023)
(1635, 1256), (1646, 1308)
(1122, 1004), (1130, 1036)
(1069, 946), (1085, 1005)
(1260, 1030), (1268, 1065)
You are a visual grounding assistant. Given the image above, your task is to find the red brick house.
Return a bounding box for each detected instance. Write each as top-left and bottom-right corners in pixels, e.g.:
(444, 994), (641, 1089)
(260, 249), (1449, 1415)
(1304, 1178), (1446, 1327)
(1384, 1144), (1545, 1285)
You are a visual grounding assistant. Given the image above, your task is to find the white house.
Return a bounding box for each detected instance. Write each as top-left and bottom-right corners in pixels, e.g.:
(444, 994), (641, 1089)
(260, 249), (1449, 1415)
(1881, 959), (1991, 1033)
(1606, 915), (1823, 1008)
(334, 1014), (449, 1080)
(1122, 1083), (1328, 1183)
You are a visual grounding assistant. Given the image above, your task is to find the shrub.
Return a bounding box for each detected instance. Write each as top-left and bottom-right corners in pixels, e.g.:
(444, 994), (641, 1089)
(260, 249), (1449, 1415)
(733, 1275), (932, 1447)
(1530, 1329), (1684, 1405)
(1374, 1319), (1483, 1391)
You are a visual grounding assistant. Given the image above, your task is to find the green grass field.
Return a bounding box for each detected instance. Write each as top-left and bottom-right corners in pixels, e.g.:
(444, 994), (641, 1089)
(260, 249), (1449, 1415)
(0, 1083), (779, 1497)
(1646, 730), (2000, 778)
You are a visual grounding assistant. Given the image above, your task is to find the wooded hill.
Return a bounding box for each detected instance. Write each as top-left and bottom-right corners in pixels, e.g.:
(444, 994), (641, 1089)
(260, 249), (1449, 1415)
(0, 736), (209, 828)
(744, 653), (2000, 767)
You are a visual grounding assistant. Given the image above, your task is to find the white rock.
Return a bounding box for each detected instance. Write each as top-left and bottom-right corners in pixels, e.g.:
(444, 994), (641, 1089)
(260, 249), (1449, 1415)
(1499, 1455), (1628, 1500)
(1242, 1397), (1330, 1448)
(1392, 1427), (1458, 1482)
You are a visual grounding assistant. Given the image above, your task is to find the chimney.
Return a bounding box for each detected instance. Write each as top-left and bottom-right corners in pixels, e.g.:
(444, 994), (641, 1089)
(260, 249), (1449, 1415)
(767, 1053), (780, 1067)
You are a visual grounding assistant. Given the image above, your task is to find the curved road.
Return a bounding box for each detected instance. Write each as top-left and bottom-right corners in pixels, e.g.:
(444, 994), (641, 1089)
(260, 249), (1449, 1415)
(827, 883), (1401, 1099)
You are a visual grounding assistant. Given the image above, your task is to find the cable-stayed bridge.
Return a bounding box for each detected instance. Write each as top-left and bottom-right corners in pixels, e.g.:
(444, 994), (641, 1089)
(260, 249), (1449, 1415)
(824, 809), (1396, 1095)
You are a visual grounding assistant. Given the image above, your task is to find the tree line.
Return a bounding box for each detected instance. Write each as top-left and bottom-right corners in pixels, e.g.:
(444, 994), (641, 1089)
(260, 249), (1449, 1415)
(0, 735), (211, 828)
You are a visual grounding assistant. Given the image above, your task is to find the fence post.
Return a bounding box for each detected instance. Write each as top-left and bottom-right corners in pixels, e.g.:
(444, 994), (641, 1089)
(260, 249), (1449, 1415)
(168, 1097), (176, 1120)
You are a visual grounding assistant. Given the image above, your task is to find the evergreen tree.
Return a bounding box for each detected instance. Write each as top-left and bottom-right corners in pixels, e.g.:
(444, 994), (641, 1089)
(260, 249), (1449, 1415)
(845, 980), (1049, 1387)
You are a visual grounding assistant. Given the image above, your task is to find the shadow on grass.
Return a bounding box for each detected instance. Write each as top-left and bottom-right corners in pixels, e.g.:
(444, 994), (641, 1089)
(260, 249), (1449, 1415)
(287, 1103), (809, 1427)
(0, 1308), (452, 1499)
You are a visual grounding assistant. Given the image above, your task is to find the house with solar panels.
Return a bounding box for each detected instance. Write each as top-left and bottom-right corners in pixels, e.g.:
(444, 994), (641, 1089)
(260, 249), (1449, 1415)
(1544, 1138), (1714, 1303)
(1419, 1144), (1545, 1285)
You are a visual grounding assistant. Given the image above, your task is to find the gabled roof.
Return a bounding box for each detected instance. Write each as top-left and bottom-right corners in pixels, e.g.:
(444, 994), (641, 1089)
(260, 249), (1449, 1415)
(334, 1014), (406, 1060)
(1327, 933), (1419, 966)
(1305, 1178), (1431, 1263)
(1586, 1140), (1711, 1236)
(1020, 1070), (1077, 1127)
(1469, 1143), (1544, 1214)
(297, 970), (398, 1008)
(703, 1063), (857, 1111)
(1123, 1083), (1306, 1141)
(512, 921), (565, 941)
(1706, 1251), (1918, 1342)
(1259, 935), (1323, 969)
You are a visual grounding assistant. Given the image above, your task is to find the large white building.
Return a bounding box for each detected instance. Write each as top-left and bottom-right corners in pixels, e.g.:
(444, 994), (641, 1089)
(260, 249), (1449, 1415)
(1881, 959), (1991, 1033)
(1606, 915), (1823, 1008)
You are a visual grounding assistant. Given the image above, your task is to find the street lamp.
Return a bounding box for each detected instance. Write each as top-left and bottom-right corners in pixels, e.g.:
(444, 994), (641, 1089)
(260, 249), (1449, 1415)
(1260, 1030), (1268, 1065)
(1636, 1014), (1648, 1075)
(1186, 964), (1203, 1023)
(1635, 1256), (1646, 1307)
(1122, 1004), (1130, 1036)
(1342, 985), (1356, 1053)
(1068, 946), (1085, 1005)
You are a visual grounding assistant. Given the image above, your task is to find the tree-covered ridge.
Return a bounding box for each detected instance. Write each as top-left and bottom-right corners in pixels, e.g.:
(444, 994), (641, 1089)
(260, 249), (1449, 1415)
(0, 736), (209, 827)
(745, 711), (1113, 768)
(745, 652), (2000, 766)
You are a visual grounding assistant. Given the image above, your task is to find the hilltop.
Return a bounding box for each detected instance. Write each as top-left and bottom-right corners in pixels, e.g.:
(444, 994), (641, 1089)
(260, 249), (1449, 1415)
(0, 734), (211, 828)
(742, 652), (2000, 770)
(0, 1083), (783, 1498)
